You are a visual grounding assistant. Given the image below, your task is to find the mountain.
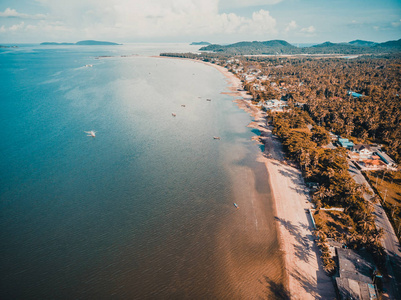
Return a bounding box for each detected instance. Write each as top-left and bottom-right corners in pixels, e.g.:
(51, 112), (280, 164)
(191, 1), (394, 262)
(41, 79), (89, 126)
(40, 40), (121, 46)
(349, 40), (377, 47)
(376, 38), (401, 49)
(190, 41), (211, 45)
(200, 39), (297, 55)
(200, 38), (401, 55)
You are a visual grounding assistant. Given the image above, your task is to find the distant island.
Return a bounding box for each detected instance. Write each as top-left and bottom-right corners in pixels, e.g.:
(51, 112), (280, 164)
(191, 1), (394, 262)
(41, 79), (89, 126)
(190, 41), (211, 46)
(40, 40), (121, 46)
(199, 38), (401, 55)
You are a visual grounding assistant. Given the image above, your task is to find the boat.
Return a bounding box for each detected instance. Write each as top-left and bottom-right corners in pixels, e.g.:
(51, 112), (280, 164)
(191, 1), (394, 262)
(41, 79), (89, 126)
(84, 130), (96, 137)
(233, 203), (239, 209)
(206, 99), (212, 101)
(213, 136), (221, 140)
(181, 104), (186, 107)
(172, 113), (176, 117)
(85, 64), (93, 67)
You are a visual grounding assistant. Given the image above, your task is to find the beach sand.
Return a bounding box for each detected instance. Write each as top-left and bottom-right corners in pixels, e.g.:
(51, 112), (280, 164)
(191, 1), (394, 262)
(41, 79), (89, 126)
(204, 62), (336, 299)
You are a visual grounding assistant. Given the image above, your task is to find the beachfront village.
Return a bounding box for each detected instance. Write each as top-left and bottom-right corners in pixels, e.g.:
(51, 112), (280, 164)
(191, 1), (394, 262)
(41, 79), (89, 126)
(161, 52), (401, 299)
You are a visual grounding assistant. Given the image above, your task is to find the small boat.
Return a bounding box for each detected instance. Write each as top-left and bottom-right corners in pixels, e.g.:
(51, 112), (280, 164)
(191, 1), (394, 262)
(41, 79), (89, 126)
(233, 203), (239, 209)
(84, 130), (96, 137)
(213, 136), (221, 140)
(181, 104), (186, 107)
(172, 113), (176, 117)
(85, 64), (93, 67)
(206, 99), (212, 101)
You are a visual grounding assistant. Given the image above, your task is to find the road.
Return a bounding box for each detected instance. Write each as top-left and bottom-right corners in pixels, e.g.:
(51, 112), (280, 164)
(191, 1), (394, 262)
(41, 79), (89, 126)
(348, 161), (401, 299)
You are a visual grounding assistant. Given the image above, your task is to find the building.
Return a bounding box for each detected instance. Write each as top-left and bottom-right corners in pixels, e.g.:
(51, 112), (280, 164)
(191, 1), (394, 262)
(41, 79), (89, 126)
(259, 99), (288, 112)
(353, 144), (374, 159)
(334, 248), (379, 300)
(348, 90), (364, 98)
(376, 150), (398, 170)
(338, 137), (355, 149)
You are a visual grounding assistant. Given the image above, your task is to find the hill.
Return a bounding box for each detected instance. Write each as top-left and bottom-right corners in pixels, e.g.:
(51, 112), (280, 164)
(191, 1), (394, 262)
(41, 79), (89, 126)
(200, 38), (401, 55)
(349, 40), (377, 47)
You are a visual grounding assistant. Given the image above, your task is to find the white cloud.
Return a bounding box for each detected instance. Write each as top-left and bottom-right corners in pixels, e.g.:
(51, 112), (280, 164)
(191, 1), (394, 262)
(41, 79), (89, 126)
(0, 8), (47, 19)
(301, 25), (315, 33)
(219, 0), (283, 9)
(18, 1), (278, 41)
(391, 19), (401, 27)
(9, 22), (25, 31)
(285, 20), (297, 32)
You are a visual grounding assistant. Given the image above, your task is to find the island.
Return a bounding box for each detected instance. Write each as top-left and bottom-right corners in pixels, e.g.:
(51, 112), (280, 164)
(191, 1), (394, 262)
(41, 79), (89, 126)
(40, 40), (121, 46)
(190, 41), (211, 46)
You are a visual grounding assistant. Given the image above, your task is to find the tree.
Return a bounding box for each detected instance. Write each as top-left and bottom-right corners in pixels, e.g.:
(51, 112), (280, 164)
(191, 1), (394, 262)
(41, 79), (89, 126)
(311, 126), (331, 146)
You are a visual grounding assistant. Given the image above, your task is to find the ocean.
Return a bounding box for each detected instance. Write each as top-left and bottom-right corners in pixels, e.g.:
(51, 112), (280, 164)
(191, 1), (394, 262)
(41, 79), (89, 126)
(0, 43), (285, 299)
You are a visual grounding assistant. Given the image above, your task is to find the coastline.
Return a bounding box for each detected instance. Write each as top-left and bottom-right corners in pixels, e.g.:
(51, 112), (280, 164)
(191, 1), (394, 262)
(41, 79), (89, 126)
(196, 60), (336, 298)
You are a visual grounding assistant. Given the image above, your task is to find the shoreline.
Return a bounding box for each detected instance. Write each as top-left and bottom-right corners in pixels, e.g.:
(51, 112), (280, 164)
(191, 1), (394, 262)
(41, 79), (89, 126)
(184, 58), (335, 298)
(153, 55), (335, 298)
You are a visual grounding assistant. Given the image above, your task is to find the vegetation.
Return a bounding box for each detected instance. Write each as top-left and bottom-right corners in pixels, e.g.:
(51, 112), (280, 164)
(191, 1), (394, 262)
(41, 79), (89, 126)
(272, 111), (386, 271)
(364, 170), (401, 243)
(199, 38), (401, 55)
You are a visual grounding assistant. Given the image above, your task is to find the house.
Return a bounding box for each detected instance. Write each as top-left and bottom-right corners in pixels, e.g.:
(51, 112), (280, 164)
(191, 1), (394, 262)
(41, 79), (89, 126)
(338, 138), (354, 149)
(353, 144), (373, 159)
(334, 248), (379, 300)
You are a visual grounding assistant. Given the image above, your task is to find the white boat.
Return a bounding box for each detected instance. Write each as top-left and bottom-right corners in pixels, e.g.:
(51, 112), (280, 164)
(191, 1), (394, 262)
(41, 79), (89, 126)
(84, 130), (96, 137)
(85, 64), (93, 67)
(213, 136), (221, 140)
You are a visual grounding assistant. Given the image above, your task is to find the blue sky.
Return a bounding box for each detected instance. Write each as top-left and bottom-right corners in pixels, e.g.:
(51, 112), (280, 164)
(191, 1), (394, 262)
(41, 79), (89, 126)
(0, 0), (400, 44)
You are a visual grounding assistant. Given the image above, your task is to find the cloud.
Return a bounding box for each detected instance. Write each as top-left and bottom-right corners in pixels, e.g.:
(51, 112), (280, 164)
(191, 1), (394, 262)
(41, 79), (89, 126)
(8, 22), (25, 31)
(16, 1), (278, 41)
(0, 8), (47, 19)
(391, 19), (401, 27)
(219, 0), (283, 9)
(285, 20), (297, 32)
(301, 25), (315, 33)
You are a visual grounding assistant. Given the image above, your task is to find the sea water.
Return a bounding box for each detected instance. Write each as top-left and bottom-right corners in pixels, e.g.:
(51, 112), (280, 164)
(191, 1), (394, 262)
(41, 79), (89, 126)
(0, 44), (285, 299)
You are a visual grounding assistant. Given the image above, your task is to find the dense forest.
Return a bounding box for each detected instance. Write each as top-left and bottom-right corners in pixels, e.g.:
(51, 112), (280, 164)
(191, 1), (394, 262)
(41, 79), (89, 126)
(242, 54), (401, 163)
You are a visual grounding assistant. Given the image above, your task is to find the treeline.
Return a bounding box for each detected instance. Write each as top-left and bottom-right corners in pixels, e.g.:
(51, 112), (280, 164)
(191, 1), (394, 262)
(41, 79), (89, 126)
(247, 55), (401, 163)
(271, 110), (385, 272)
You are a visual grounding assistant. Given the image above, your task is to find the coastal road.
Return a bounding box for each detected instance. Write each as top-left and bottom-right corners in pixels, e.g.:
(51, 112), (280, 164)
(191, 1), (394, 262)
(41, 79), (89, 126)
(348, 161), (401, 299)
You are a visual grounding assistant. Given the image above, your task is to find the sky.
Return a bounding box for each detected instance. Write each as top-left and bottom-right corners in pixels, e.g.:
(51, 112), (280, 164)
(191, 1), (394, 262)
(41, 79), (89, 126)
(0, 0), (400, 44)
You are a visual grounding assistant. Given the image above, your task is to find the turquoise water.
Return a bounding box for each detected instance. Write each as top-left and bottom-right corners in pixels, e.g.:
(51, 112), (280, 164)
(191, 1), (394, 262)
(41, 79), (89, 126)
(0, 44), (284, 299)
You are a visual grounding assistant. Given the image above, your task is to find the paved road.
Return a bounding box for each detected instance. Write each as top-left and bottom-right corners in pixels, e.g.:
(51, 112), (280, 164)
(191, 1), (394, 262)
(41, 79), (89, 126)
(348, 161), (401, 299)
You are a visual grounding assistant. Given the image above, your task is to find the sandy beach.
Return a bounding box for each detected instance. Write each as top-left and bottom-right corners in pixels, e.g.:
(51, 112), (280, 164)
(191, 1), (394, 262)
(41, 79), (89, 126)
(204, 61), (336, 299)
